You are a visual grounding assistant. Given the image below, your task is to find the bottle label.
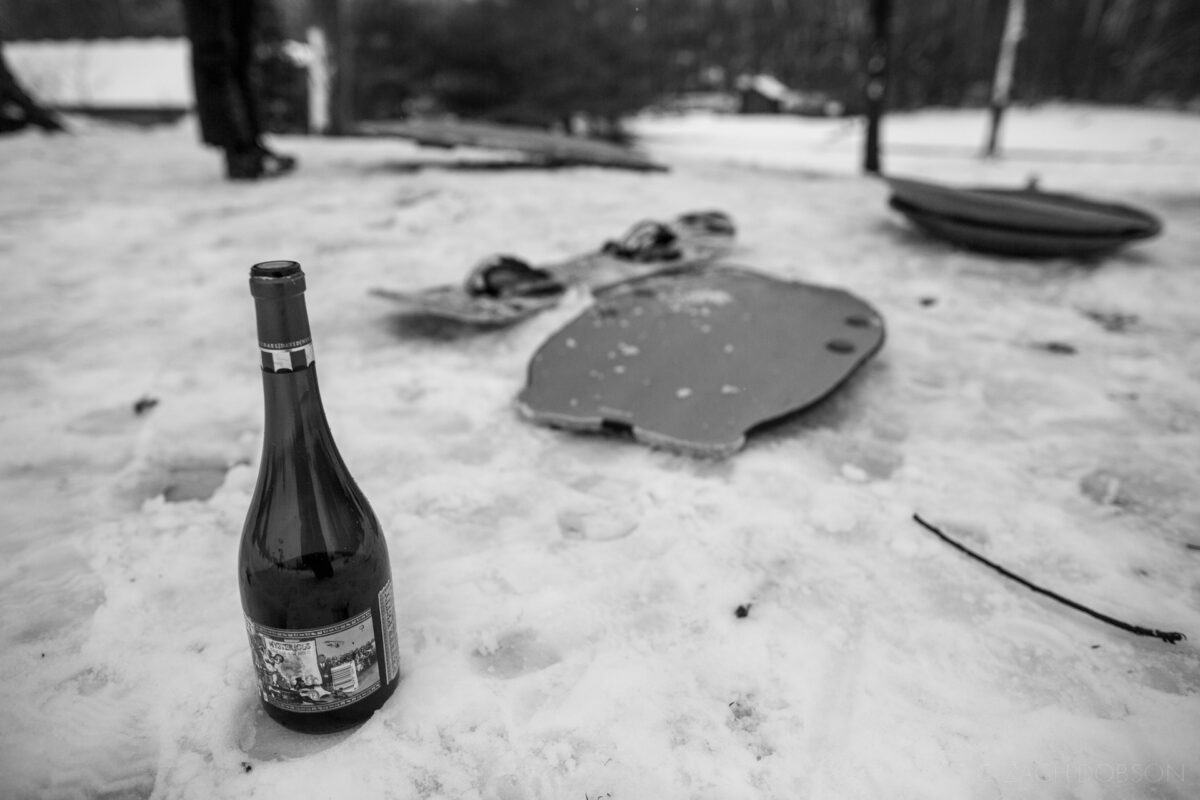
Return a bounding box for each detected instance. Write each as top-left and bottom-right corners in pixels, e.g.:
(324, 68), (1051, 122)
(260, 340), (314, 373)
(378, 580), (401, 684)
(245, 580), (398, 714)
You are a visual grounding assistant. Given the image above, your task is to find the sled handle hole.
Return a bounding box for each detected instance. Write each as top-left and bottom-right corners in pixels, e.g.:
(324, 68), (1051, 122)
(826, 339), (857, 354)
(844, 315), (873, 328)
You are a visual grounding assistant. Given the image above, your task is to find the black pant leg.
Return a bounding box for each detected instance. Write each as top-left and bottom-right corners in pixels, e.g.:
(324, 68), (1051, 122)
(229, 0), (264, 145)
(181, 0), (258, 148)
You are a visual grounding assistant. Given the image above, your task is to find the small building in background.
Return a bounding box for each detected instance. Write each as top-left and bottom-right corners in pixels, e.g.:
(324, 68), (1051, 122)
(736, 74), (789, 114)
(736, 73), (845, 117)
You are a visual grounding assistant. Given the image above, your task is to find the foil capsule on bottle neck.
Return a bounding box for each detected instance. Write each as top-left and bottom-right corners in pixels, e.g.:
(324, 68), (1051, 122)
(250, 260), (306, 299)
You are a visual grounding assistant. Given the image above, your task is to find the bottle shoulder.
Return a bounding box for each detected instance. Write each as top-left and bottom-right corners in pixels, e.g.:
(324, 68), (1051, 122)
(239, 464), (392, 629)
(239, 424), (390, 604)
(240, 450), (385, 556)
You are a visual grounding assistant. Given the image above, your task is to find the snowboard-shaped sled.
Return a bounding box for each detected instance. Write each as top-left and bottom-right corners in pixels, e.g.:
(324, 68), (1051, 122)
(371, 211), (737, 326)
(516, 264), (885, 457)
(355, 118), (666, 172)
(886, 175), (1162, 258)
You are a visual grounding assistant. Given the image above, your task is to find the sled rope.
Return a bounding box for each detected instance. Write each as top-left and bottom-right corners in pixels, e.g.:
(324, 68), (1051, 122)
(912, 513), (1186, 645)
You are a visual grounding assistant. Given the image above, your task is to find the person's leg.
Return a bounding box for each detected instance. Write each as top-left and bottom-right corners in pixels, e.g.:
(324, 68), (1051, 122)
(231, 0), (297, 176)
(228, 0), (262, 144)
(182, 0), (272, 178)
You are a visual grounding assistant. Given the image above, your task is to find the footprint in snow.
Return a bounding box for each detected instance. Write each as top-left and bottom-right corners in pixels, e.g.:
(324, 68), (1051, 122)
(471, 629), (561, 679)
(556, 507), (637, 541)
(726, 694), (775, 760)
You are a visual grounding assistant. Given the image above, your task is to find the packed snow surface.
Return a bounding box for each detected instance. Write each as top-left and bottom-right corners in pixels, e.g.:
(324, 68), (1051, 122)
(1, 105), (1199, 799)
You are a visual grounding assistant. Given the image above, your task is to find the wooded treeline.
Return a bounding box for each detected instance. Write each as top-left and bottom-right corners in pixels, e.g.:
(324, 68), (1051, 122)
(4, 0), (1198, 124)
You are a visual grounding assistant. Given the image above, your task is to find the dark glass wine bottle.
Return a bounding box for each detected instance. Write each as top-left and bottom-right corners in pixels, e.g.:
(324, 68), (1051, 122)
(240, 260), (401, 733)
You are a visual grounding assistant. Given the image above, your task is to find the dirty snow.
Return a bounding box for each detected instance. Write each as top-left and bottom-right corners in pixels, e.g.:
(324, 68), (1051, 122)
(1, 104), (1199, 800)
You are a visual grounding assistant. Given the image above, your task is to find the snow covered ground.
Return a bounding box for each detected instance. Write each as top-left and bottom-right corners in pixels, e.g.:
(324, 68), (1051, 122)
(1, 104), (1199, 800)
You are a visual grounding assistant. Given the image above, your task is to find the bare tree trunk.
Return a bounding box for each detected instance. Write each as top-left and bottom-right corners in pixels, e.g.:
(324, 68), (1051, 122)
(863, 0), (891, 174)
(983, 0), (1025, 159)
(306, 21), (332, 134)
(309, 0), (356, 135)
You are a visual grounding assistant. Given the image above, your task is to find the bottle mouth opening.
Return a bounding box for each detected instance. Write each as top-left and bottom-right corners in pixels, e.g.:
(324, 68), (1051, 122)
(250, 261), (306, 297)
(251, 260), (303, 279)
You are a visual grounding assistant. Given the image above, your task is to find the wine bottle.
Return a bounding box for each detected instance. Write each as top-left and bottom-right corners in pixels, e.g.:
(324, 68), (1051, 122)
(239, 260), (401, 733)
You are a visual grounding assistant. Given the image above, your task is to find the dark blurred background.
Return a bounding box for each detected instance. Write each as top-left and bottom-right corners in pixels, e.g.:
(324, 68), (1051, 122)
(3, 0), (1198, 136)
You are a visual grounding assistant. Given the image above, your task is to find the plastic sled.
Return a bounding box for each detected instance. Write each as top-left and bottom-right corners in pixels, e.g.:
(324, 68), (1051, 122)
(886, 175), (1162, 257)
(516, 264), (886, 457)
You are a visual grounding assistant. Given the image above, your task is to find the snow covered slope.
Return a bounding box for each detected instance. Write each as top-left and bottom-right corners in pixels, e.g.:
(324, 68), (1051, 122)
(1, 105), (1198, 799)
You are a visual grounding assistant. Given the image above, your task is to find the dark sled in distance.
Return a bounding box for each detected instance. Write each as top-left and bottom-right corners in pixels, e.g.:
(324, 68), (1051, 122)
(886, 175), (1162, 258)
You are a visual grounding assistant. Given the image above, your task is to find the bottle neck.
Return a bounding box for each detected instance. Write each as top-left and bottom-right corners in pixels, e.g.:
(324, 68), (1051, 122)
(255, 291), (314, 370)
(253, 292), (329, 446)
